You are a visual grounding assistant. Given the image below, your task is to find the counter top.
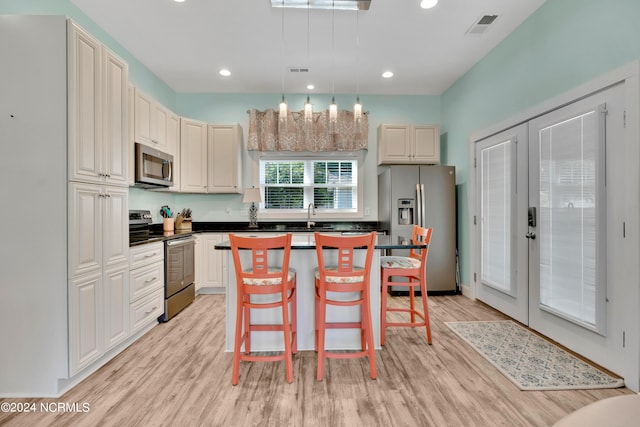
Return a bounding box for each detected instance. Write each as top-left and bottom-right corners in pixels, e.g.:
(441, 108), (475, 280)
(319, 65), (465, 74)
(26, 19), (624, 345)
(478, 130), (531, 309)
(214, 233), (425, 250)
(130, 221), (386, 247)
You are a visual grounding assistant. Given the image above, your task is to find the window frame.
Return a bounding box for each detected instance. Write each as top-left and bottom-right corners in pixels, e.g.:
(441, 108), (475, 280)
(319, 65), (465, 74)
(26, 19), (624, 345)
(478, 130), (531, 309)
(253, 152), (364, 220)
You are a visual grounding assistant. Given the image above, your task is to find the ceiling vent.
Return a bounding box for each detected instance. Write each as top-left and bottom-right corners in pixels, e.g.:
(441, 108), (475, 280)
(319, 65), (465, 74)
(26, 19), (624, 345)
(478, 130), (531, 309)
(272, 0), (371, 11)
(465, 14), (499, 36)
(288, 67), (310, 73)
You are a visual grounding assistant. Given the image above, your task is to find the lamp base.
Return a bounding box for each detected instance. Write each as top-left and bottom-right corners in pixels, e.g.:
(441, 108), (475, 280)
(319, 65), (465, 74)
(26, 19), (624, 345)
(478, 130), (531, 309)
(248, 202), (259, 228)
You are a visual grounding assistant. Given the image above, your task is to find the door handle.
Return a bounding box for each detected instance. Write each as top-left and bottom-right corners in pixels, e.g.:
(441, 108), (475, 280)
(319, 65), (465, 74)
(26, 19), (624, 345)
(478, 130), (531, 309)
(525, 232), (536, 239)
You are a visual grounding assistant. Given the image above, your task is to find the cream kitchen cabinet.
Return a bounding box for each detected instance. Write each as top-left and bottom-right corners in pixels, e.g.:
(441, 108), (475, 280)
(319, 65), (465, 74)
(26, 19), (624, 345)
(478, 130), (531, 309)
(134, 88), (170, 150)
(181, 118), (208, 193)
(196, 233), (227, 292)
(68, 21), (129, 187)
(207, 124), (243, 194)
(129, 242), (164, 335)
(68, 182), (129, 375)
(166, 112), (181, 191)
(69, 183), (129, 277)
(377, 124), (440, 165)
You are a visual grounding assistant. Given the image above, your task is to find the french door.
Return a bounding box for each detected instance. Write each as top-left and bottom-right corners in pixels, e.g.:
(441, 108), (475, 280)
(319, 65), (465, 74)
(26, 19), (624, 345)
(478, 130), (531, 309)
(475, 124), (529, 324)
(475, 82), (630, 379)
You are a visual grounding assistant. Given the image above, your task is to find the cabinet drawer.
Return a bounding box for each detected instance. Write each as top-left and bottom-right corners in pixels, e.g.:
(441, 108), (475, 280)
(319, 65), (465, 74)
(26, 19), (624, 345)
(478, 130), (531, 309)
(130, 289), (164, 335)
(130, 242), (164, 269)
(130, 260), (163, 301)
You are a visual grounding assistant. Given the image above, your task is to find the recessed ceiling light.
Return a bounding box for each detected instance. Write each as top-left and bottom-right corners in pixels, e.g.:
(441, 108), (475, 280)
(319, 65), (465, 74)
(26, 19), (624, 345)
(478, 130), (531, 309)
(219, 69), (231, 77)
(307, 84), (315, 90)
(382, 71), (394, 78)
(174, 0), (185, 3)
(420, 0), (438, 9)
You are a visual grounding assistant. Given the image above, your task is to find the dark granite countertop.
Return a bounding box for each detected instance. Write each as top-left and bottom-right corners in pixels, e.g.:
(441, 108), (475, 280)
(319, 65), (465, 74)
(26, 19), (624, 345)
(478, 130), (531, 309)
(130, 221), (386, 247)
(214, 234), (424, 250)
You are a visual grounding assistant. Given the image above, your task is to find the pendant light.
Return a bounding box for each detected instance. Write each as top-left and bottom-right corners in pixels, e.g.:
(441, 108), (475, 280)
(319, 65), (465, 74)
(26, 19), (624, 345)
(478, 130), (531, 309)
(329, 0), (338, 131)
(304, 0), (313, 123)
(279, 0), (288, 125)
(353, 7), (363, 123)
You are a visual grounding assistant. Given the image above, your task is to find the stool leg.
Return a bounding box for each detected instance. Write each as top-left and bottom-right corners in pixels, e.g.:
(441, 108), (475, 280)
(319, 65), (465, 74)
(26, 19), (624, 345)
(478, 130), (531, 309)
(316, 292), (327, 381)
(380, 269), (389, 346)
(291, 282), (298, 354)
(409, 283), (416, 323)
(244, 299), (251, 355)
(420, 276), (432, 345)
(232, 292), (244, 385)
(363, 291), (377, 380)
(281, 290), (294, 384)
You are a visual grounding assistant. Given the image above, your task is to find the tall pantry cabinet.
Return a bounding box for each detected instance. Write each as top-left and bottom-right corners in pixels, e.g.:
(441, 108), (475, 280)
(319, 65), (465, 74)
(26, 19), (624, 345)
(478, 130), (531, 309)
(0, 16), (128, 396)
(67, 22), (130, 375)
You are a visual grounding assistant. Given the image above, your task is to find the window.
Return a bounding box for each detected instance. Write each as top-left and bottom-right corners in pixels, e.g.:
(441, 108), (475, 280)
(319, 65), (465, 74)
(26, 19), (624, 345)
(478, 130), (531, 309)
(258, 155), (362, 218)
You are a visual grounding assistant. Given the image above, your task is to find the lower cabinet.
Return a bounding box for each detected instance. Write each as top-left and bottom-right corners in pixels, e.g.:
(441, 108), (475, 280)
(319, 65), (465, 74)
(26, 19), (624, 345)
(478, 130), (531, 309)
(69, 262), (129, 375)
(196, 233), (227, 292)
(129, 242), (164, 334)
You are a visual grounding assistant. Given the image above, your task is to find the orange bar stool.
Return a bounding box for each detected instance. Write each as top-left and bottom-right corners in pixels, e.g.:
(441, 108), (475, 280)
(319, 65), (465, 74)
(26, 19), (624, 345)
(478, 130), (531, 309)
(314, 232), (377, 381)
(380, 225), (433, 346)
(229, 233), (297, 385)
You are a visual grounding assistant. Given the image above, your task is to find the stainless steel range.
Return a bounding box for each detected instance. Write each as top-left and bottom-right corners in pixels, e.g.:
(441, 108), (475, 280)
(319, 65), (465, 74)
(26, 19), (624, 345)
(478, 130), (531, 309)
(129, 210), (195, 322)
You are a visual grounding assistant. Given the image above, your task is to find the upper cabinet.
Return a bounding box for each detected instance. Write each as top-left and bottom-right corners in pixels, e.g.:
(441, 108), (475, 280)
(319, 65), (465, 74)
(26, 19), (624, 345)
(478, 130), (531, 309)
(180, 118), (208, 193)
(68, 22), (129, 186)
(132, 88), (181, 191)
(134, 89), (169, 150)
(377, 124), (440, 165)
(207, 124), (243, 194)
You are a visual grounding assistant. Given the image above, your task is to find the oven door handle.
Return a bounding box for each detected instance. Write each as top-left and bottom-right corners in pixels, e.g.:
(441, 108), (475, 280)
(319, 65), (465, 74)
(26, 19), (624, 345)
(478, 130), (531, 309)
(165, 236), (196, 246)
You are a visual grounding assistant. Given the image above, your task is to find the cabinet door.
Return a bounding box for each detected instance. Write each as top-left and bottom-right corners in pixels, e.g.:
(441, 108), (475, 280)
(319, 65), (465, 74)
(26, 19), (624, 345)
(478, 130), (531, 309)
(377, 124), (411, 164)
(180, 118), (208, 193)
(207, 124), (242, 194)
(202, 233), (226, 289)
(103, 186), (129, 268)
(153, 103), (168, 149)
(104, 264), (129, 351)
(69, 182), (102, 277)
(68, 22), (102, 183)
(134, 89), (153, 146)
(412, 125), (440, 164)
(69, 271), (103, 375)
(166, 112), (181, 192)
(103, 48), (129, 186)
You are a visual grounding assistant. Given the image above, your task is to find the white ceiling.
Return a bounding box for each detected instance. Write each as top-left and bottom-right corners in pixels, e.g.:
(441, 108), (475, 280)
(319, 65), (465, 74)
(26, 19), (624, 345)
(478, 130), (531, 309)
(69, 0), (547, 96)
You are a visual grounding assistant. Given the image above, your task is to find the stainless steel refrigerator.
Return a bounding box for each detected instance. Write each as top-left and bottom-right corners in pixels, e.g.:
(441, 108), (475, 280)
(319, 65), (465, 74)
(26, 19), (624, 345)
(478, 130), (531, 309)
(378, 165), (458, 294)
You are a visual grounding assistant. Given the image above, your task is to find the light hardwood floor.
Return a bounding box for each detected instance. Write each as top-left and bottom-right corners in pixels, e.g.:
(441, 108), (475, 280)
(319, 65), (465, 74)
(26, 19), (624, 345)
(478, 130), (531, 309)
(0, 294), (632, 426)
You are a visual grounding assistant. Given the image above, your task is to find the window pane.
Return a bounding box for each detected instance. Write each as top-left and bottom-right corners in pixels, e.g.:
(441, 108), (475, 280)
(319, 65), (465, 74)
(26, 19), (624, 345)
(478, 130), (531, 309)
(264, 162), (278, 184)
(264, 187), (304, 209)
(480, 140), (512, 293)
(260, 158), (357, 212)
(538, 111), (598, 327)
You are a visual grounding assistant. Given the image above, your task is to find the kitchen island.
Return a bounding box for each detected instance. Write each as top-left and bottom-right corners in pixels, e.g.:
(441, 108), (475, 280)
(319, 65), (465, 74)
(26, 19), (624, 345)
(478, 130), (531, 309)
(215, 233), (425, 352)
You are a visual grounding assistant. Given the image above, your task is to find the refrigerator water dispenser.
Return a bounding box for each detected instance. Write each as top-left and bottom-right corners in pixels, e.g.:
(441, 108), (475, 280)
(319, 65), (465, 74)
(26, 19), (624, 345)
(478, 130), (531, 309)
(398, 199), (414, 225)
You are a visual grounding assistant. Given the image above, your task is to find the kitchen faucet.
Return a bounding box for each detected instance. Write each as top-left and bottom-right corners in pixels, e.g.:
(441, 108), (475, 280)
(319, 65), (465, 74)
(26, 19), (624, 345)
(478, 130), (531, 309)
(307, 203), (316, 229)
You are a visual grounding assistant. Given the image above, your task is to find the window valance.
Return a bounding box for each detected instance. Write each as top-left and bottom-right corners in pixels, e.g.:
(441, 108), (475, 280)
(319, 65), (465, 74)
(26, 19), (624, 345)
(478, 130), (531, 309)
(247, 109), (368, 152)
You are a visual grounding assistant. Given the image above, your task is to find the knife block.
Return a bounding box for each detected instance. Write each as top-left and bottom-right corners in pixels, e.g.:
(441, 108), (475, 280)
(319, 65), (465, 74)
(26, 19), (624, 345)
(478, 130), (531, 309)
(175, 216), (192, 231)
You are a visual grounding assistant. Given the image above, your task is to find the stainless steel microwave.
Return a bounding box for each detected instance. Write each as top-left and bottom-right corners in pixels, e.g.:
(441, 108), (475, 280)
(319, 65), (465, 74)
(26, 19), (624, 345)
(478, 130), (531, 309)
(135, 143), (174, 188)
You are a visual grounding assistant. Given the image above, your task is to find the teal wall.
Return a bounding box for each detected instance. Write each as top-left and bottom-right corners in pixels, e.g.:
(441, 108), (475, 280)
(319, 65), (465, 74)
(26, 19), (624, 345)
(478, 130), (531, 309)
(441, 0), (640, 284)
(0, 0), (176, 108)
(168, 93), (440, 223)
(6, 0), (640, 286)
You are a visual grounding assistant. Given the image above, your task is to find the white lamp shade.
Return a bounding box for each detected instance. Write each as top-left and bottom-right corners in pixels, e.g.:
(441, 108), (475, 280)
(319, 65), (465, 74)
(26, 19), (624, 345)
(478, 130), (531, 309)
(242, 188), (262, 203)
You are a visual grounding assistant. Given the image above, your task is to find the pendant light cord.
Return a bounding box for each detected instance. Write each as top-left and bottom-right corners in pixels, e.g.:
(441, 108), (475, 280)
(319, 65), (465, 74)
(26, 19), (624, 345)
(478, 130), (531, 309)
(281, 0), (285, 100)
(331, 0), (335, 98)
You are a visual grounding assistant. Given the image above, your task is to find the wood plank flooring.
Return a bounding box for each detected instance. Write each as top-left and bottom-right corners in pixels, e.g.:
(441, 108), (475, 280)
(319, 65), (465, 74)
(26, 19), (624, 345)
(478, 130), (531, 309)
(0, 294), (632, 426)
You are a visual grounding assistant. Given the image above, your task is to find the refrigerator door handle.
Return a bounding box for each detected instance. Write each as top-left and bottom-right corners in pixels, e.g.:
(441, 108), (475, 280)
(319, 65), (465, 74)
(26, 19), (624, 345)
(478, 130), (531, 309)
(420, 183), (426, 227)
(416, 183), (422, 227)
